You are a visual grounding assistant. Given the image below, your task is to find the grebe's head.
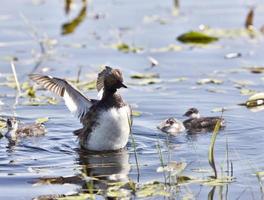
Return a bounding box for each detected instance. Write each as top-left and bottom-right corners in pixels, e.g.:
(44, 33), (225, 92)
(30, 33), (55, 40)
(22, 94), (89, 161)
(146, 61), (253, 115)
(97, 66), (127, 93)
(183, 108), (200, 119)
(157, 117), (185, 134)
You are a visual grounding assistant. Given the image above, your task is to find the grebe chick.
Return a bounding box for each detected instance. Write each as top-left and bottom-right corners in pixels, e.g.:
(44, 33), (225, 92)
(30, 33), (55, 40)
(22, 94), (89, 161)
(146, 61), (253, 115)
(157, 117), (185, 135)
(5, 118), (46, 140)
(183, 108), (225, 131)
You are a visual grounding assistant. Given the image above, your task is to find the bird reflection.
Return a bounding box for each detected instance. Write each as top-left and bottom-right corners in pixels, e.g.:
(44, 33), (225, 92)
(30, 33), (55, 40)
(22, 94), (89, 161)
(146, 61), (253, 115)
(78, 148), (131, 183)
(34, 148), (130, 198)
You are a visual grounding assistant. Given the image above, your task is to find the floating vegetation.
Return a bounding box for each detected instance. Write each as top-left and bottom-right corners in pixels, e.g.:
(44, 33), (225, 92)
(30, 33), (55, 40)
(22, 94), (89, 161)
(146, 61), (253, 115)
(129, 78), (162, 86)
(233, 80), (254, 88)
(73, 80), (97, 91)
(62, 2), (87, 35)
(197, 78), (223, 85)
(136, 182), (169, 198)
(130, 73), (159, 79)
(177, 31), (218, 44)
(240, 88), (257, 96)
(202, 27), (261, 38)
(113, 42), (143, 53)
(245, 66), (264, 74)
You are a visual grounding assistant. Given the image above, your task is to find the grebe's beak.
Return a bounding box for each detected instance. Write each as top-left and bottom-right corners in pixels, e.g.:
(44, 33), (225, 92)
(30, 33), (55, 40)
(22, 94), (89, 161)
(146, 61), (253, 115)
(121, 83), (127, 88)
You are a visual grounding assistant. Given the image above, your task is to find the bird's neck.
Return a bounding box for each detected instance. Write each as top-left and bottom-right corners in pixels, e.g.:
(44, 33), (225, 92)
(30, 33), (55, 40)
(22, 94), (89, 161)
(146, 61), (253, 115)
(101, 89), (124, 108)
(102, 88), (117, 99)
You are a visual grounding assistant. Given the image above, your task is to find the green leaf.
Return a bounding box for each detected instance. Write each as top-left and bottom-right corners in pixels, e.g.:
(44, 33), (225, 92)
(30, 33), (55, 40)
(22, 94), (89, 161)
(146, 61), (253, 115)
(208, 119), (222, 178)
(177, 31), (218, 44)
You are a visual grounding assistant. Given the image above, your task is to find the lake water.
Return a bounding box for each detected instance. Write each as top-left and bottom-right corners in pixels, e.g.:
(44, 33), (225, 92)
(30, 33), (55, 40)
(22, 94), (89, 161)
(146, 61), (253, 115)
(0, 0), (264, 199)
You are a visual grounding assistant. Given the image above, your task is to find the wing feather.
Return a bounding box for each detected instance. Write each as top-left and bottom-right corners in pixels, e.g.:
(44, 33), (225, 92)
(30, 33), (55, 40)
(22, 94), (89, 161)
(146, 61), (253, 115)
(29, 74), (92, 120)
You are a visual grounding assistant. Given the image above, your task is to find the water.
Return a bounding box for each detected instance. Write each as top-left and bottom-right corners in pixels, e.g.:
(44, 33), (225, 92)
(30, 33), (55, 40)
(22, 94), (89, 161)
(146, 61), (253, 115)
(0, 0), (264, 199)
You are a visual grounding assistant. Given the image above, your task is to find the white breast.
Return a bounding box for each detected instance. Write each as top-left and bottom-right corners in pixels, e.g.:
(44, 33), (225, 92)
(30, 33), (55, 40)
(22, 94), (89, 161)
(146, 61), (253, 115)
(85, 106), (131, 151)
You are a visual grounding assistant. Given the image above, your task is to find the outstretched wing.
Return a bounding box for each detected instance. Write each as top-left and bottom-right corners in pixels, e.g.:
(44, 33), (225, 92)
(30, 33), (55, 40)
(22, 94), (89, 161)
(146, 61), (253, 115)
(29, 74), (92, 120)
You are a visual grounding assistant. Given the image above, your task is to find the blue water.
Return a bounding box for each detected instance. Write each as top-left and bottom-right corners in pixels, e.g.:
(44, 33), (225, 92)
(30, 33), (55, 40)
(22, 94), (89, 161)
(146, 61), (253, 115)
(0, 0), (264, 199)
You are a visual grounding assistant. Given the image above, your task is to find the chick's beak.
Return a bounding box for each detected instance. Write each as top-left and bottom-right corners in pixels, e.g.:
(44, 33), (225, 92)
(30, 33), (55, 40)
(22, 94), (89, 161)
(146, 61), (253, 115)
(183, 111), (189, 117)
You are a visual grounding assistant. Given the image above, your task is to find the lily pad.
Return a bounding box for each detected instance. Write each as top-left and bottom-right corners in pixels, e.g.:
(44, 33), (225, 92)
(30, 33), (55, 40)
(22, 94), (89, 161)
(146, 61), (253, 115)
(177, 31), (218, 44)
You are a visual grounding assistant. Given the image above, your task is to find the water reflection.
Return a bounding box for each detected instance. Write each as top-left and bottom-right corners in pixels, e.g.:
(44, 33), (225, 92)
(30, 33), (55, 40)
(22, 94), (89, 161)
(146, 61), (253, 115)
(35, 149), (130, 197)
(77, 148), (130, 182)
